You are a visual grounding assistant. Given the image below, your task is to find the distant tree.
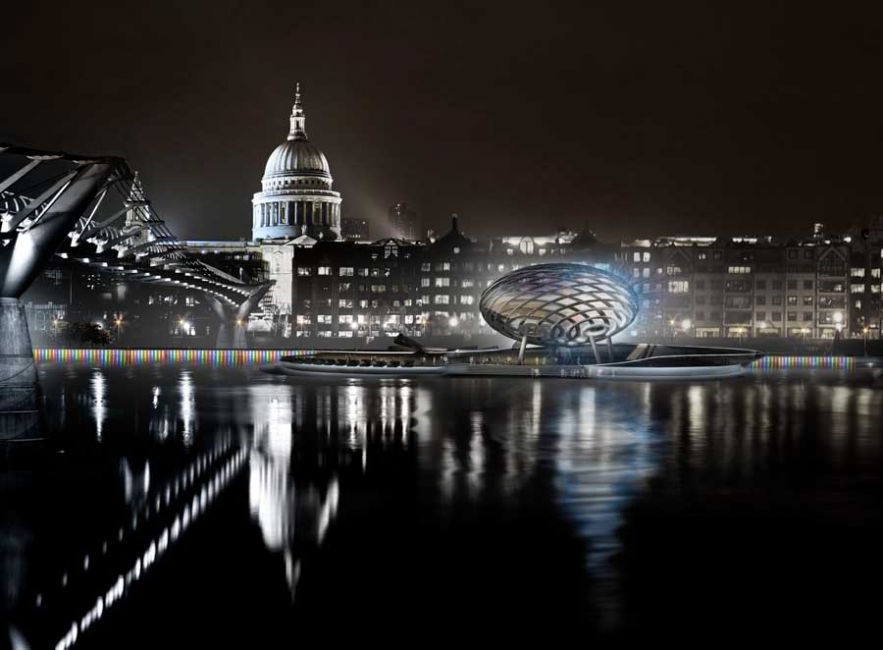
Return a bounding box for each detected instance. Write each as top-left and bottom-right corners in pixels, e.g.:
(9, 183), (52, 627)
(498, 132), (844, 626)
(60, 322), (113, 346)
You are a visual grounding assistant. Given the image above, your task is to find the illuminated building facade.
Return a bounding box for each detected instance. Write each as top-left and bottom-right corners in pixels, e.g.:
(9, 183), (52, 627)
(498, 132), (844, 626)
(848, 217), (883, 338)
(621, 228), (855, 340)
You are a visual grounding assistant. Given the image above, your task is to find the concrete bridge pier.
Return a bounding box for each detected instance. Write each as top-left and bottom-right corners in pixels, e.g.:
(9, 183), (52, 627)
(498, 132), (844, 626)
(0, 298), (39, 440)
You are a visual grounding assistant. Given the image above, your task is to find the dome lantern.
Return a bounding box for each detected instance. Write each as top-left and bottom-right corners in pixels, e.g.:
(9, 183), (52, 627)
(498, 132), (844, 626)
(288, 82), (307, 141)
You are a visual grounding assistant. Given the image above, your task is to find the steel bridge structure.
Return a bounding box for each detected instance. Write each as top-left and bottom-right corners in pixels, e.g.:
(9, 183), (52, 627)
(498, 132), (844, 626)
(0, 143), (272, 433)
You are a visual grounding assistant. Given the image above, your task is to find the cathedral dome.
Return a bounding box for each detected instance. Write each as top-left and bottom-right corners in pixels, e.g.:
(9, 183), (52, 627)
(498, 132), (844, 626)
(263, 139), (330, 180)
(252, 83), (343, 242)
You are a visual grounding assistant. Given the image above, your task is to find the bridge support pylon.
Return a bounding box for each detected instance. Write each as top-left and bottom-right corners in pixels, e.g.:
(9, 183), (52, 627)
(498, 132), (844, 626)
(208, 284), (271, 349)
(0, 298), (39, 440)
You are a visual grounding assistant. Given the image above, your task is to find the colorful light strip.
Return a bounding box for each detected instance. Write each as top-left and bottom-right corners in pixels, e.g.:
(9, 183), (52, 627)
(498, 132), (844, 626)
(750, 355), (855, 370)
(33, 349), (306, 367)
(32, 350), (862, 371)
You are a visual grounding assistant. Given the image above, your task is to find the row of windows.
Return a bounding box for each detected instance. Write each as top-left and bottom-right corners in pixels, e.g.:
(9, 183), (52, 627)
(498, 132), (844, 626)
(686, 311), (833, 323)
(629, 248), (824, 264)
(649, 278), (841, 292)
(851, 284), (882, 293)
(850, 268), (881, 278)
(696, 279), (817, 290)
(296, 262), (524, 276)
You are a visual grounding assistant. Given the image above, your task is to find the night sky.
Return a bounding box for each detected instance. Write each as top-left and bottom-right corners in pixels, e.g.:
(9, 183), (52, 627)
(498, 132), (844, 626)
(3, 1), (883, 242)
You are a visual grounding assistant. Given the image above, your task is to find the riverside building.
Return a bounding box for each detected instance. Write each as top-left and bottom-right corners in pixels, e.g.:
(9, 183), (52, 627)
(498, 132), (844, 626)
(620, 227), (858, 340)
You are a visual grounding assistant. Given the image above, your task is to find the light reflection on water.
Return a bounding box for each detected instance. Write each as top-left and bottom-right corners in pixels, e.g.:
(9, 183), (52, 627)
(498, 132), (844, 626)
(1, 366), (882, 645)
(89, 370), (106, 442)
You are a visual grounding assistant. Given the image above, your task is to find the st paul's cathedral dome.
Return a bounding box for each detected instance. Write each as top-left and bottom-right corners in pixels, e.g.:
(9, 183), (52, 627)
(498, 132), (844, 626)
(252, 84), (342, 241)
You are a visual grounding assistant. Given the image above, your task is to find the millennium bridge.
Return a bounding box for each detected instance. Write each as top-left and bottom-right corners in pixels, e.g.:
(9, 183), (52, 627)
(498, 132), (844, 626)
(0, 143), (272, 435)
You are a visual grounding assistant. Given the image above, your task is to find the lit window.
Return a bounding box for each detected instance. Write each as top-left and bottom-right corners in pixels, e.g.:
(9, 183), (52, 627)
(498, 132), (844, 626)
(668, 280), (689, 293)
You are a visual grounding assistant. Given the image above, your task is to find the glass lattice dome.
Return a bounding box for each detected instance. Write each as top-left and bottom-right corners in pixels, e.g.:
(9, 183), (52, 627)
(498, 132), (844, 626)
(479, 263), (639, 346)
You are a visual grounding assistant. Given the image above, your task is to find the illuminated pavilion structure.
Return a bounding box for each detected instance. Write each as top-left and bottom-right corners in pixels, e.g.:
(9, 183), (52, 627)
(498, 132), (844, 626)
(479, 263), (639, 362)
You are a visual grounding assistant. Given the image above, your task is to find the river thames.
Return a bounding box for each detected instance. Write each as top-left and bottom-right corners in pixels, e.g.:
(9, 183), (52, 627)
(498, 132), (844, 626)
(2, 361), (883, 647)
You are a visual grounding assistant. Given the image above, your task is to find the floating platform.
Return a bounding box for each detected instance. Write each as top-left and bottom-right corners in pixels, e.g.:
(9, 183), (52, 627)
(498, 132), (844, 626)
(269, 343), (763, 380)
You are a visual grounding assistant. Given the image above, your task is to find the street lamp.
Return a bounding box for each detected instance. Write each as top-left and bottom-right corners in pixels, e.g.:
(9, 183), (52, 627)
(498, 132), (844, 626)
(448, 316), (460, 329)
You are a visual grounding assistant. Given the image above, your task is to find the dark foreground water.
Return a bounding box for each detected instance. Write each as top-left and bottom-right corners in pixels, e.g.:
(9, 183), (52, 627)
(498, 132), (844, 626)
(3, 364), (883, 648)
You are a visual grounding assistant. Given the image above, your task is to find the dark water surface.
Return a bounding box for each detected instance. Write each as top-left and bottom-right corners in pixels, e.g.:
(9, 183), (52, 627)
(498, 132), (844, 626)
(3, 364), (883, 647)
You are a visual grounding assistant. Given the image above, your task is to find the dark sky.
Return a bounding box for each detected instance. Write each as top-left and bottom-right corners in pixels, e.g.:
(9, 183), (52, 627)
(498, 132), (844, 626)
(3, 0), (883, 242)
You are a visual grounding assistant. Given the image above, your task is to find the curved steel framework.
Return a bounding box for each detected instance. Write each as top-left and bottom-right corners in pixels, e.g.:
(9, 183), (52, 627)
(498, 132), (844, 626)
(0, 143), (271, 309)
(479, 262), (639, 348)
